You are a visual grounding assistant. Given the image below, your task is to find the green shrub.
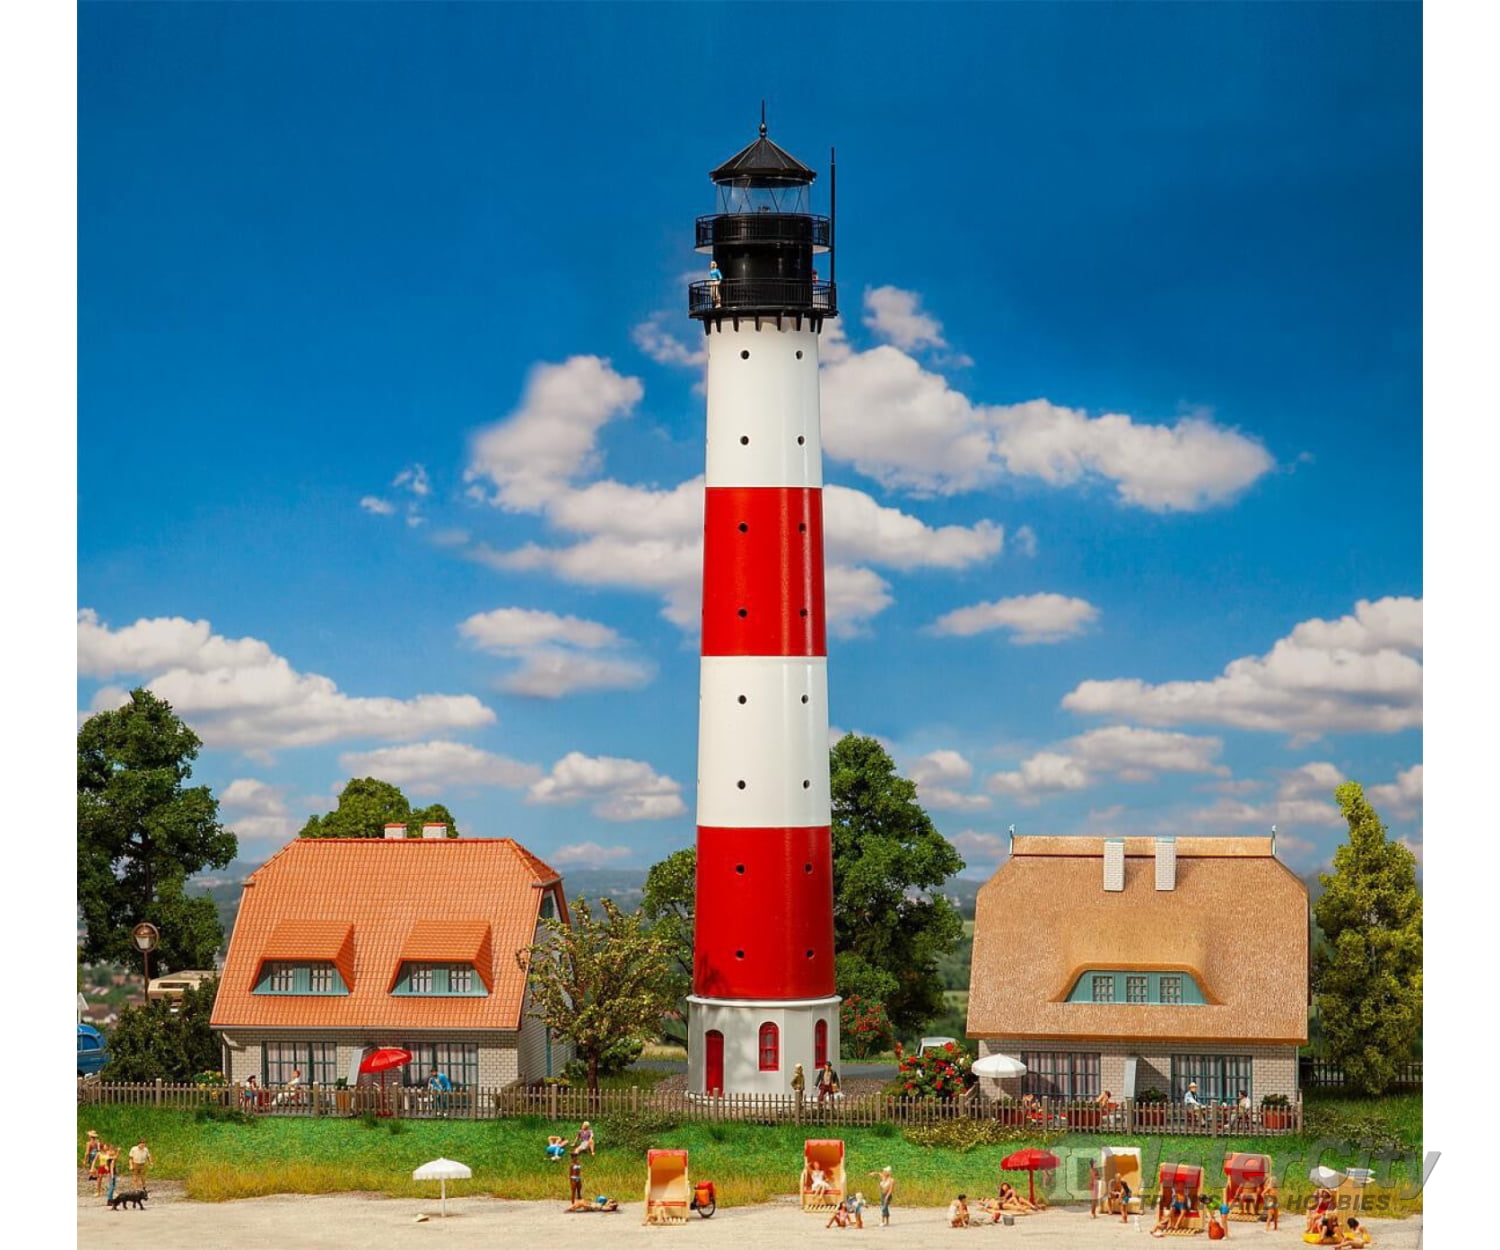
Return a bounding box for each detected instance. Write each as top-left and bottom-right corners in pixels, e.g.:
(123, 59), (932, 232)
(902, 1119), (1059, 1151)
(600, 1106), (680, 1154)
(193, 1105), (255, 1127)
(385, 1118), (407, 1135)
(840, 995), (896, 1060)
(561, 1036), (644, 1083)
(885, 1042), (975, 1100)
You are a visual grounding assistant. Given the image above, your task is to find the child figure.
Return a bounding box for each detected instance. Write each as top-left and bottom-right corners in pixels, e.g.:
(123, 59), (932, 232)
(846, 1192), (867, 1228)
(948, 1194), (971, 1227)
(1262, 1180), (1279, 1231)
(546, 1135), (567, 1162)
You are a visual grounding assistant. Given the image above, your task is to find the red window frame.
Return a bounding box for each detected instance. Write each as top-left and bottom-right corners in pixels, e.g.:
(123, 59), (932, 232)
(758, 1022), (780, 1071)
(814, 1018), (828, 1068)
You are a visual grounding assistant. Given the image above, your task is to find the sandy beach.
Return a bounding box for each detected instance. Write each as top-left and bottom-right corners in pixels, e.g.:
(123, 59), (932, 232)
(77, 1185), (1422, 1250)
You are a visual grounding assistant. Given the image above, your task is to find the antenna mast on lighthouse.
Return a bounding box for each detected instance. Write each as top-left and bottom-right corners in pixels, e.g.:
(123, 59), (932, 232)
(685, 116), (840, 1097)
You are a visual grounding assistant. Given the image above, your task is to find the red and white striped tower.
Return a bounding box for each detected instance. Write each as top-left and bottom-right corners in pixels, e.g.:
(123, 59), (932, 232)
(685, 119), (840, 1097)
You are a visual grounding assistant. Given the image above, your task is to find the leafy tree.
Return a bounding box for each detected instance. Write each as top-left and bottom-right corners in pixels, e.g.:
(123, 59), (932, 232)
(830, 734), (965, 1033)
(641, 847), (696, 1045)
(840, 994), (896, 1059)
(1312, 781), (1422, 1095)
(101, 977), (222, 1082)
(77, 690), (236, 975)
(520, 897), (677, 1093)
(299, 778), (461, 838)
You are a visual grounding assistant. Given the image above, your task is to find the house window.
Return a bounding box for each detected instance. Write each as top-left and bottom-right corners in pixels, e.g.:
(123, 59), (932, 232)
(1091, 975), (1115, 1003)
(1160, 976), (1183, 1004)
(393, 963), (486, 995)
(814, 1019), (829, 1068)
(401, 1043), (480, 1089)
(540, 892), (557, 920)
(1171, 1054), (1252, 1103)
(1126, 976), (1149, 1003)
(758, 1022), (780, 1071)
(1065, 969), (1205, 1004)
(1020, 1051), (1101, 1099)
(255, 961), (346, 995)
(263, 1041), (338, 1086)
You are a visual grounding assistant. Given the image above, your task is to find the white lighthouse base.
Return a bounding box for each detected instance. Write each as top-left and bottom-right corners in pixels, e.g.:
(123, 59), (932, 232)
(687, 994), (841, 1098)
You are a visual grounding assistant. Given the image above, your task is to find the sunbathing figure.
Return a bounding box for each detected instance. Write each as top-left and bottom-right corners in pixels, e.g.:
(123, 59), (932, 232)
(996, 1182), (1037, 1212)
(545, 1135), (567, 1162)
(976, 1198), (1005, 1223)
(825, 1200), (850, 1229)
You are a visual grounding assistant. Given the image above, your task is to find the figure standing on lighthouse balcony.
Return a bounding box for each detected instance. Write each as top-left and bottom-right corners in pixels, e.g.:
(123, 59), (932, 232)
(685, 113), (841, 1098)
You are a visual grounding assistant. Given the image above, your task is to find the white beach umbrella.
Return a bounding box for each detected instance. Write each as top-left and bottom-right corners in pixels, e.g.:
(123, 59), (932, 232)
(413, 1157), (473, 1216)
(972, 1054), (1028, 1079)
(1308, 1165), (1345, 1189)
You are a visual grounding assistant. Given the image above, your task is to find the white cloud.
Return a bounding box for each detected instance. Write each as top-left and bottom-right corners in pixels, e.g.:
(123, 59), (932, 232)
(1012, 526), (1038, 558)
(631, 313), (707, 369)
(863, 285), (951, 353)
(928, 593), (1099, 645)
(988, 726), (1227, 804)
(821, 343), (1273, 509)
(547, 842), (634, 868)
(910, 749), (992, 812)
(218, 777), (297, 847)
(950, 830), (1011, 870)
(78, 609), (494, 752)
(465, 355), (645, 511)
(393, 464), (430, 497)
(1369, 763), (1422, 819)
(1062, 597), (1422, 737)
(526, 751), (687, 821)
(460, 607), (623, 652)
(823, 486), (1004, 570)
(457, 607), (655, 698)
(360, 495), (396, 516)
(337, 741), (543, 796)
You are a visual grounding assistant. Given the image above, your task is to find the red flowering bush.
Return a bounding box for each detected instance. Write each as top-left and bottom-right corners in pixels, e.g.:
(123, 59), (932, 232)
(887, 1041), (975, 1100)
(839, 995), (896, 1059)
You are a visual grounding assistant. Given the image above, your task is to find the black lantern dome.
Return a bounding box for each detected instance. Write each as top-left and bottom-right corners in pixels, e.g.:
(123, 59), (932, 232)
(689, 116), (837, 329)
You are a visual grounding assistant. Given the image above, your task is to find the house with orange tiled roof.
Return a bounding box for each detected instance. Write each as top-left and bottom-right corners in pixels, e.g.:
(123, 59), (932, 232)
(967, 835), (1308, 1107)
(211, 826), (574, 1089)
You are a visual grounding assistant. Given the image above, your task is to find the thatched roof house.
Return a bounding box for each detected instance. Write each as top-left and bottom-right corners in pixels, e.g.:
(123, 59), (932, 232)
(967, 835), (1308, 1104)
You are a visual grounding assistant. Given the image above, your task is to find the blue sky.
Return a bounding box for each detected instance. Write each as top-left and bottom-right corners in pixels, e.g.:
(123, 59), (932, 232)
(76, 2), (1421, 877)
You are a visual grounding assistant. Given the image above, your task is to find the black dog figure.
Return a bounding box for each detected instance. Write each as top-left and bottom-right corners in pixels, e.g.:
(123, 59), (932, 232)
(108, 1190), (148, 1211)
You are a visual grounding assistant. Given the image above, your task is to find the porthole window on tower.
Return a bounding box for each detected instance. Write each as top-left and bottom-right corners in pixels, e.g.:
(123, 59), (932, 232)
(740, 350), (750, 359)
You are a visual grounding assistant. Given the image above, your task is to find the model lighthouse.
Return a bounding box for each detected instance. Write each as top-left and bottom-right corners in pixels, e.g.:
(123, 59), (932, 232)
(686, 120), (840, 1097)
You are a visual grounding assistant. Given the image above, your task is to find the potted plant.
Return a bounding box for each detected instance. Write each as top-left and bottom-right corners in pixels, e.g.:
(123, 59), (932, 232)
(1134, 1087), (1168, 1127)
(1260, 1092), (1291, 1130)
(1064, 1099), (1102, 1129)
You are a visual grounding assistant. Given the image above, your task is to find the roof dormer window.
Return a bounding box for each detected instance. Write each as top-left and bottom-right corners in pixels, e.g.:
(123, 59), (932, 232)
(254, 961), (348, 995)
(393, 962), (487, 996)
(1067, 969), (1207, 1005)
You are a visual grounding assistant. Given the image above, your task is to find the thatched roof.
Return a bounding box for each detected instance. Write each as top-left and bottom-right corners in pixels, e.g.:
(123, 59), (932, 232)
(967, 837), (1308, 1045)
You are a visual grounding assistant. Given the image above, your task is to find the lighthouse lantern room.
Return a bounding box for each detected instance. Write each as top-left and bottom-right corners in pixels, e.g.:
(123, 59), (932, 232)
(686, 117), (841, 1098)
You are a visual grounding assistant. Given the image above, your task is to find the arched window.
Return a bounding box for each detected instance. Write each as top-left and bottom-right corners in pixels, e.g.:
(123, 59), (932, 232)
(758, 1021), (780, 1071)
(814, 1018), (829, 1068)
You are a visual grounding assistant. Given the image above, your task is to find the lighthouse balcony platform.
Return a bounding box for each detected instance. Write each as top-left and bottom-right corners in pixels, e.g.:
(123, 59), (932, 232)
(689, 279), (838, 322)
(696, 212), (831, 252)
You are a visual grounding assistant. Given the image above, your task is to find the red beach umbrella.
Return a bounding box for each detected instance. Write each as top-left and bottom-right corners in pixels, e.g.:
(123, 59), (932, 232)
(1001, 1147), (1061, 1205)
(359, 1047), (413, 1113)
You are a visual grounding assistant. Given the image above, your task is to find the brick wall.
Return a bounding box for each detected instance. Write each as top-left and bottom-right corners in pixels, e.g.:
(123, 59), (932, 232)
(975, 1038), (1299, 1102)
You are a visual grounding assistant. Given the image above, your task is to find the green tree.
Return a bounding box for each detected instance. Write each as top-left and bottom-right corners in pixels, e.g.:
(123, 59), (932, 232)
(641, 847), (696, 1045)
(77, 690), (236, 975)
(101, 977), (222, 1082)
(831, 734), (965, 1034)
(519, 897), (676, 1094)
(1312, 781), (1422, 1095)
(299, 778), (462, 838)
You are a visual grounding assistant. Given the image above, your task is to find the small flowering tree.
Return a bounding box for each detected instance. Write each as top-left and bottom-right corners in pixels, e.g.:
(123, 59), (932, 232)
(839, 995), (895, 1059)
(891, 1040), (975, 1100)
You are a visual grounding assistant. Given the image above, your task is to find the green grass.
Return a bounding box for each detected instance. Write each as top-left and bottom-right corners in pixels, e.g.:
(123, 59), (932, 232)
(78, 1090), (1425, 1214)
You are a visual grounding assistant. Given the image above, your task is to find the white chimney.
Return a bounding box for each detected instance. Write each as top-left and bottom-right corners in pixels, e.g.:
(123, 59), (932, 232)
(421, 822), (448, 840)
(1154, 836), (1177, 891)
(383, 823), (406, 840)
(1103, 838), (1125, 892)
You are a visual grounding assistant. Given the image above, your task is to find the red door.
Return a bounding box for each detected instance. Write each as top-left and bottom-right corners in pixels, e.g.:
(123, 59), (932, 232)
(705, 1030), (724, 1096)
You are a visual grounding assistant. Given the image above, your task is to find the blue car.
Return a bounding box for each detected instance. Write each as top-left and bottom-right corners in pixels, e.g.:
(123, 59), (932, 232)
(78, 1024), (108, 1077)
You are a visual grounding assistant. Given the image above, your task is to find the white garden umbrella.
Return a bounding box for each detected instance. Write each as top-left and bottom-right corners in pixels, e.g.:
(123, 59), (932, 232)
(413, 1157), (472, 1216)
(972, 1054), (1028, 1079)
(1308, 1165), (1345, 1189)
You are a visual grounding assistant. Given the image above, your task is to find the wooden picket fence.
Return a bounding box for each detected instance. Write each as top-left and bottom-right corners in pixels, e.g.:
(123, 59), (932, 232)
(77, 1081), (1305, 1136)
